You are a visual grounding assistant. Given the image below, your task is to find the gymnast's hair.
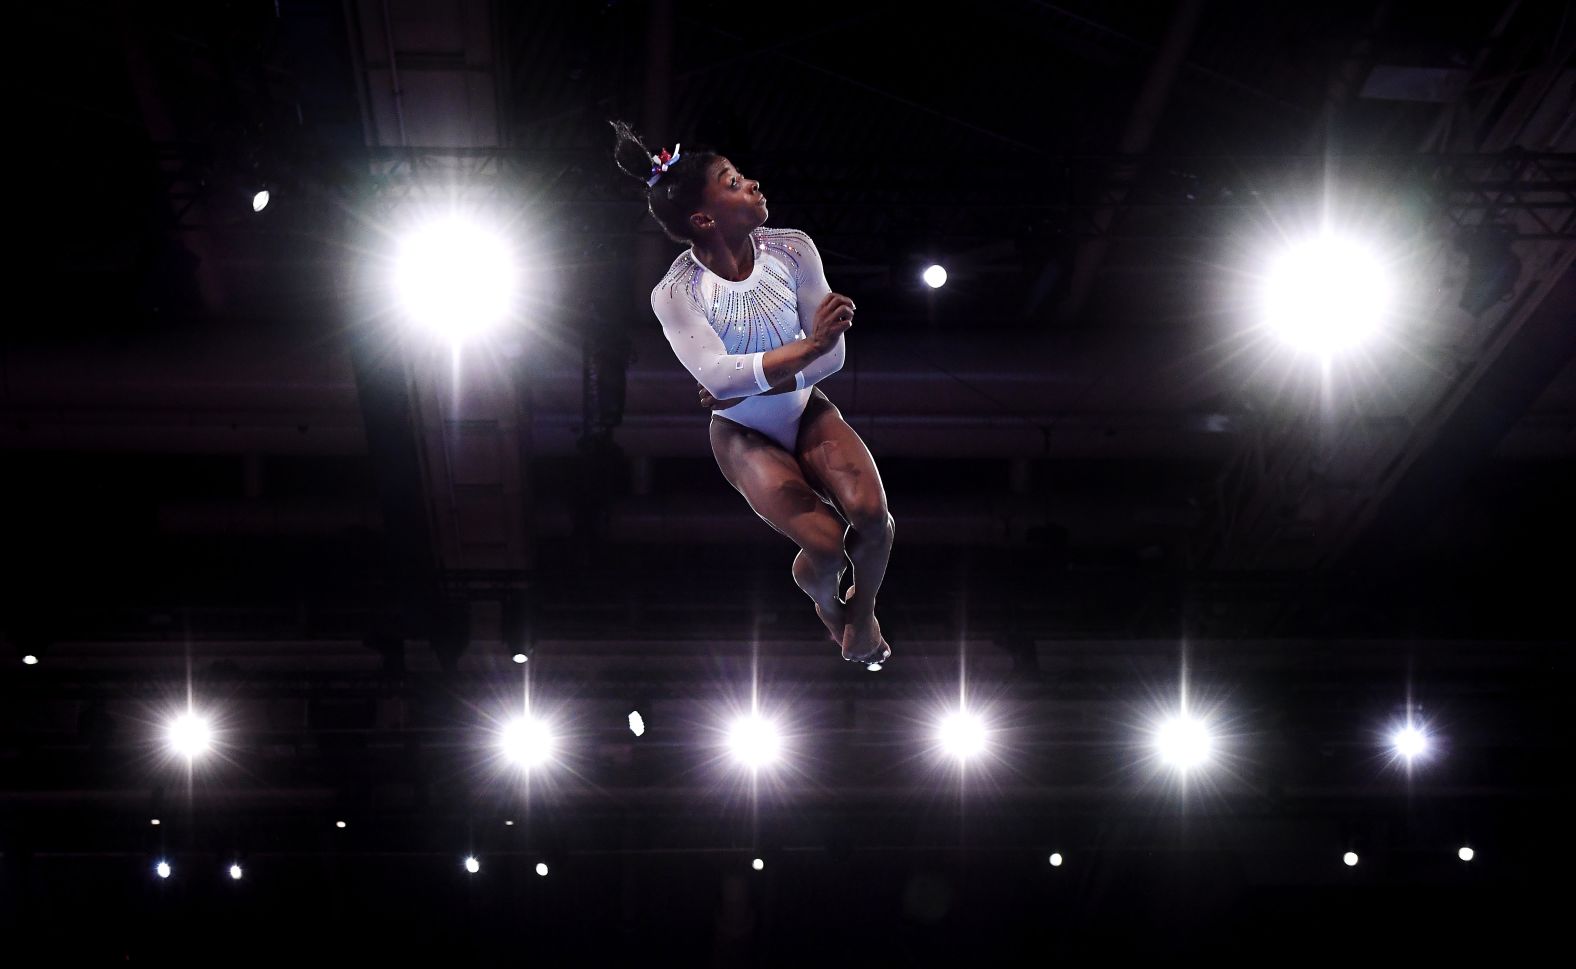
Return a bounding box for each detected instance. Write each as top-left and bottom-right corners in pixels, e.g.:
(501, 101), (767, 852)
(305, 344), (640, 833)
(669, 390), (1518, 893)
(610, 119), (720, 244)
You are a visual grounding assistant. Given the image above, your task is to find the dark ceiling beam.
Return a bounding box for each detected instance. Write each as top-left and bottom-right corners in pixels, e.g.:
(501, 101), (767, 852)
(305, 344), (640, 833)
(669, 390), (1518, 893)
(1021, 0), (1310, 120)
(344, 317), (443, 639)
(1323, 265), (1575, 581)
(681, 15), (1047, 156)
(117, 15), (231, 315)
(1054, 0), (1202, 324)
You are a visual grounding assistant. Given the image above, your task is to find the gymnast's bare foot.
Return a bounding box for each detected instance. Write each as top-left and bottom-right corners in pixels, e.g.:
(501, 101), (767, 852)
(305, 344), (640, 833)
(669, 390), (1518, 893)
(840, 605), (889, 665)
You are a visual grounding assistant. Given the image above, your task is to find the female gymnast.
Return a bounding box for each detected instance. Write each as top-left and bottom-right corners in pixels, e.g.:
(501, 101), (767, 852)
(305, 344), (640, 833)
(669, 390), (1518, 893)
(611, 120), (894, 666)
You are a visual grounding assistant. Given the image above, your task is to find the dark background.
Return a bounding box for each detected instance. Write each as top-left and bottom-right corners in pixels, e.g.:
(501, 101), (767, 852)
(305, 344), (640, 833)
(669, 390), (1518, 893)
(3, 0), (1572, 963)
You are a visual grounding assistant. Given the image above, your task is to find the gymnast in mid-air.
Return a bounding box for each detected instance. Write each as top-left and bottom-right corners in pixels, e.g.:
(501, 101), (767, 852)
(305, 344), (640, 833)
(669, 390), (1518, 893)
(612, 120), (893, 667)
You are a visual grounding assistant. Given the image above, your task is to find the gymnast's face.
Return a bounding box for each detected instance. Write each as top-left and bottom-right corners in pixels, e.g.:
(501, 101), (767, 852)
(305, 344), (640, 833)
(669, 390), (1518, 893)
(690, 157), (768, 238)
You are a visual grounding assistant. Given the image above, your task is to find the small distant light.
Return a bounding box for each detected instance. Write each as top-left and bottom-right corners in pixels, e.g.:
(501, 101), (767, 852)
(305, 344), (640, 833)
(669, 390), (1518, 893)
(464, 856), (480, 874)
(1458, 846), (1475, 862)
(536, 863), (549, 877)
(336, 821), (347, 829)
(512, 653), (528, 664)
(866, 662), (882, 672)
(922, 265), (948, 289)
(156, 861), (171, 879)
(229, 864), (244, 880)
(1343, 852), (1359, 867)
(22, 655), (38, 665)
(1392, 725), (1429, 761)
(629, 712), (646, 737)
(1049, 853), (1064, 867)
(150, 819), (161, 826)
(752, 858), (765, 871)
(505, 820), (515, 827)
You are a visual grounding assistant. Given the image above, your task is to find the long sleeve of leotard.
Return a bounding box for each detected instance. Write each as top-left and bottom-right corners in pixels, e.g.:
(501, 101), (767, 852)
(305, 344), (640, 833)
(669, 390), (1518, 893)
(785, 231), (846, 391)
(651, 286), (771, 400)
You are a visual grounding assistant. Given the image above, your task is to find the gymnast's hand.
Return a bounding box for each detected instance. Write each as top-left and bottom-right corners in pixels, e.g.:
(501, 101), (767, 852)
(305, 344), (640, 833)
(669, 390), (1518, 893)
(698, 382), (743, 411)
(809, 293), (854, 352)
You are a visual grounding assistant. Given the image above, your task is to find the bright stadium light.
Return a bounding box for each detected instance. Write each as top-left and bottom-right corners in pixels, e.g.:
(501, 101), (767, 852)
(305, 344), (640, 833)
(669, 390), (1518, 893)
(1155, 715), (1214, 772)
(1262, 234), (1390, 356)
(395, 217), (517, 344)
(728, 714), (782, 770)
(167, 712), (213, 760)
(1392, 724), (1430, 762)
(938, 710), (988, 760)
(501, 715), (555, 769)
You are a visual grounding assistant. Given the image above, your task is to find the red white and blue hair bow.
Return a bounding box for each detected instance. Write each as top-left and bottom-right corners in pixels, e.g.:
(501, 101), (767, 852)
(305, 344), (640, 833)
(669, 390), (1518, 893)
(647, 143), (682, 187)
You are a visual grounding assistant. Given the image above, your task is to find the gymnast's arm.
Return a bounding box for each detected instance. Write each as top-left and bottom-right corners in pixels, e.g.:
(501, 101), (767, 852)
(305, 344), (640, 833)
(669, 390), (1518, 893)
(652, 285), (836, 400)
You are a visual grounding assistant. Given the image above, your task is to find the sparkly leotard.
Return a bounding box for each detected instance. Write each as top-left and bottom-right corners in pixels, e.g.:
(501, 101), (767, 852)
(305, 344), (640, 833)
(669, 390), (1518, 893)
(650, 227), (846, 452)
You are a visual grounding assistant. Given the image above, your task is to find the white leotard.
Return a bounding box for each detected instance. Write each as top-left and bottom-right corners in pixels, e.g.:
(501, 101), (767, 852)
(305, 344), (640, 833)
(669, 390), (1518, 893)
(650, 227), (846, 452)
